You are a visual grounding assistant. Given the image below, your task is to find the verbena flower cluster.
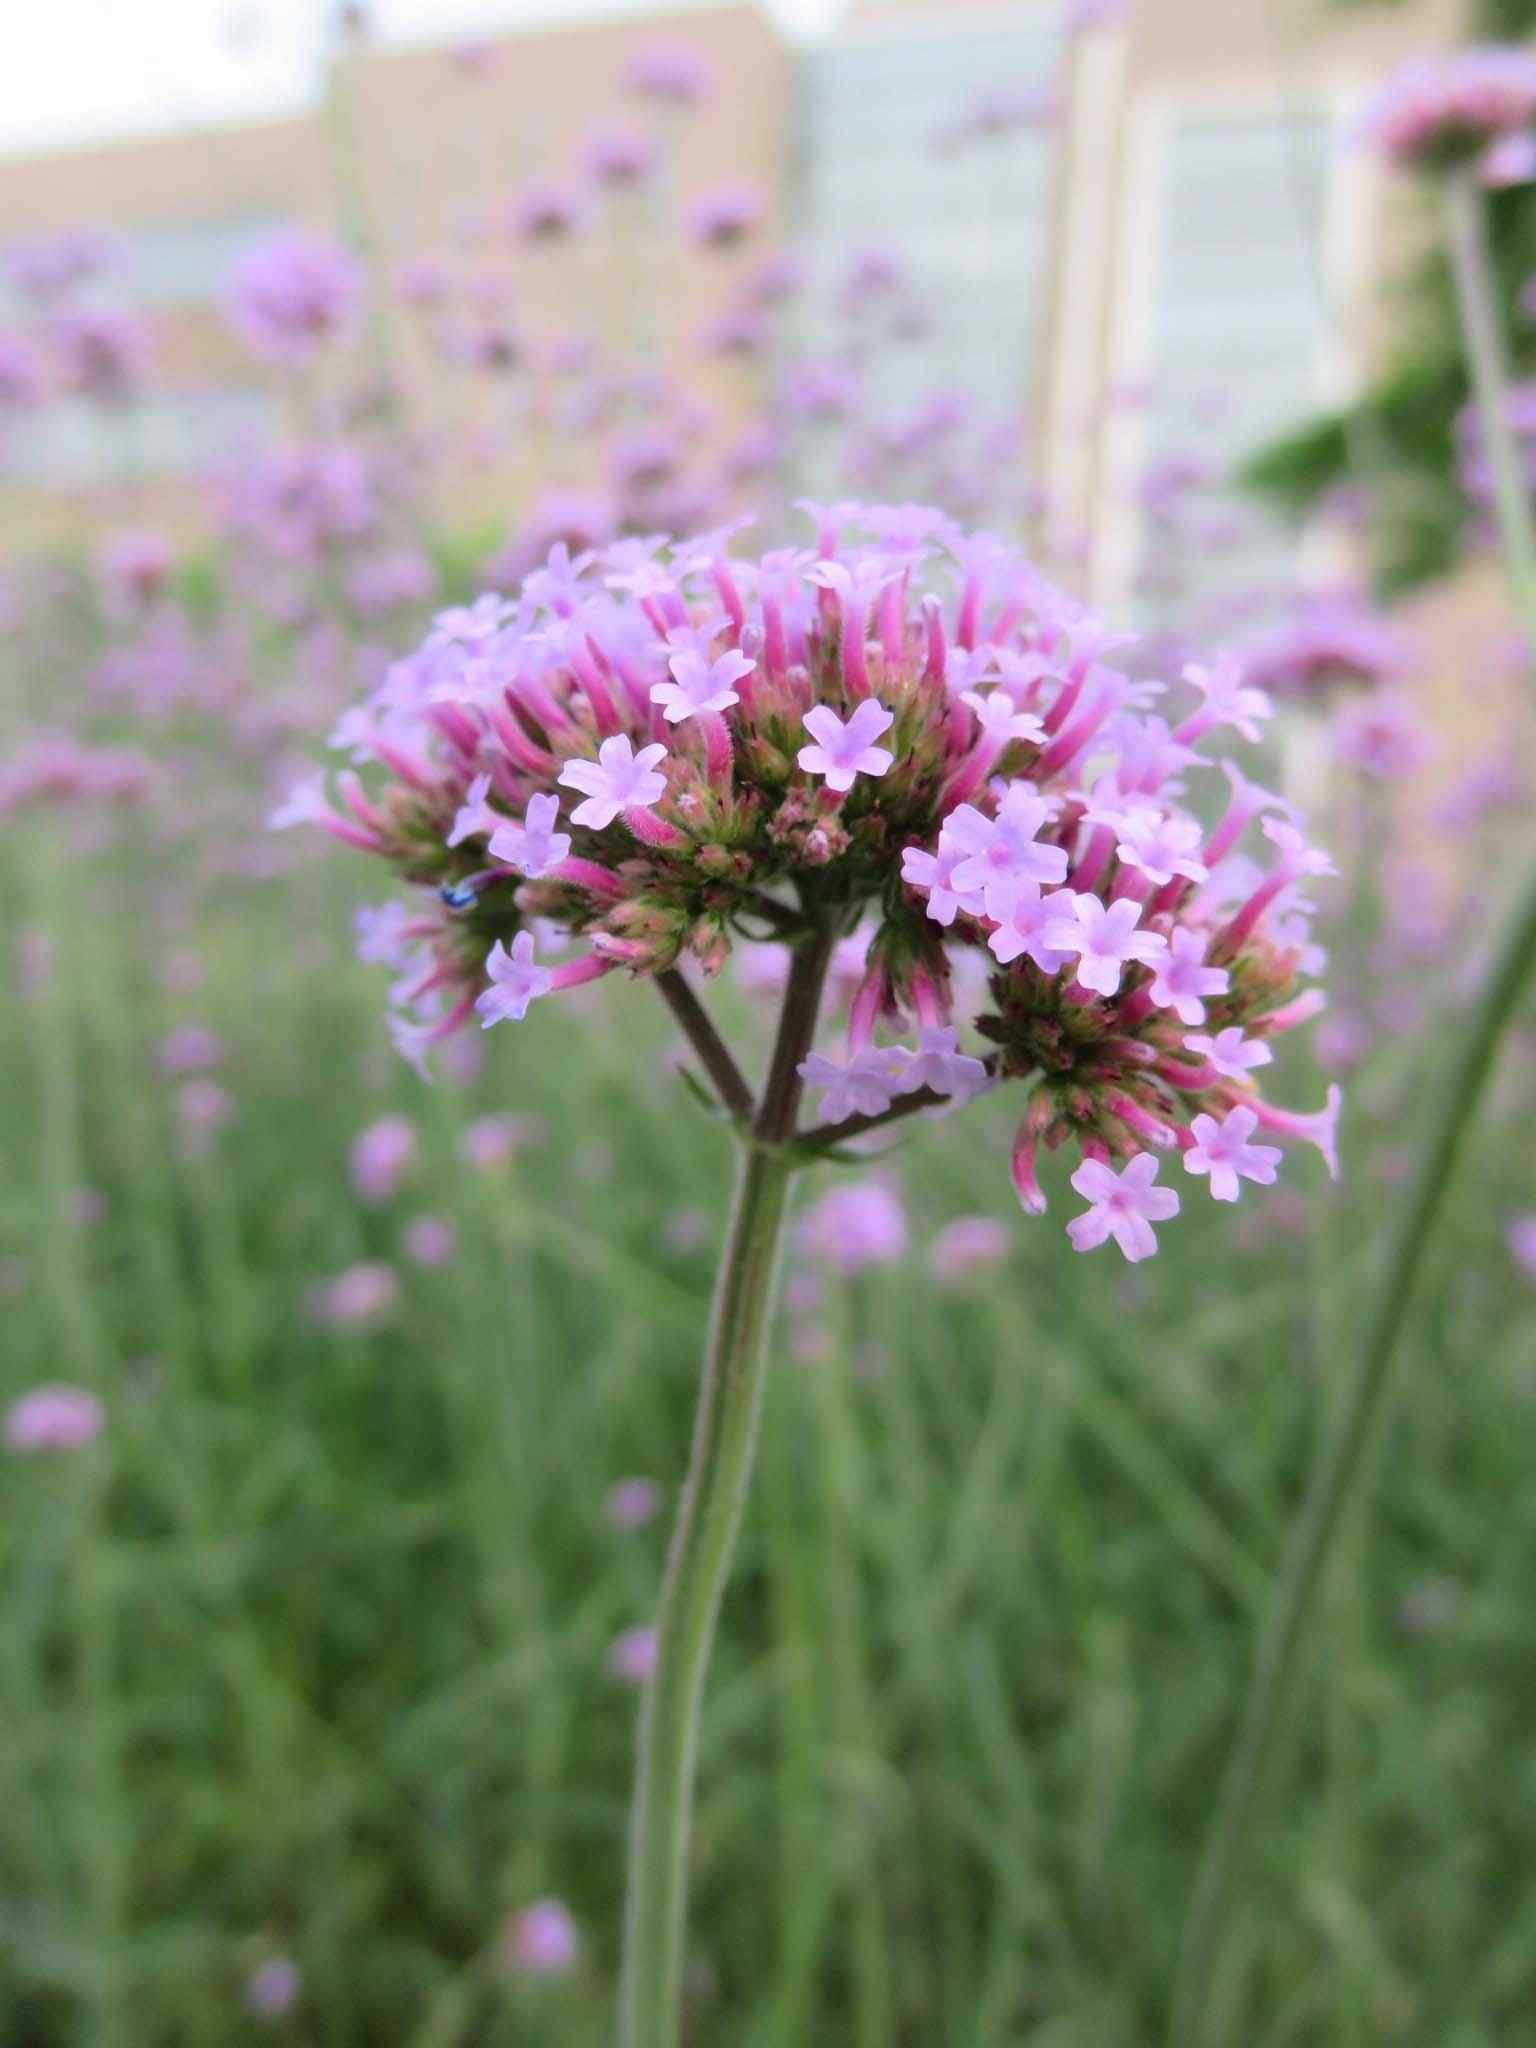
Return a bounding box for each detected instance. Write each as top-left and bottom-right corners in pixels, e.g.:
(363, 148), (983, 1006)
(275, 503), (1339, 1261)
(1357, 46), (1536, 174)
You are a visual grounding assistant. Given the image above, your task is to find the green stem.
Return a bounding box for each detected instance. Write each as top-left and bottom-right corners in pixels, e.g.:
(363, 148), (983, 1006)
(1170, 161), (1536, 2048)
(619, 1138), (797, 2045)
(1170, 857), (1536, 2042)
(620, 926), (832, 2045)
(1444, 170), (1536, 636)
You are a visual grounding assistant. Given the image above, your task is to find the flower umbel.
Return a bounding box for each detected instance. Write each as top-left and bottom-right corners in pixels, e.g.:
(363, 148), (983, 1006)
(284, 501), (1337, 1260)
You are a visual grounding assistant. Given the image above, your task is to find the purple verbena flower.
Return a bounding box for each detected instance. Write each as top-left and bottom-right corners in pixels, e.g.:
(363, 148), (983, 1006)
(797, 701), (895, 794)
(1182, 1105), (1283, 1202)
(1358, 47), (1536, 173)
(503, 1899), (579, 1977)
(1066, 1153), (1180, 1262)
(489, 794), (572, 877)
(227, 229), (362, 363)
(1044, 893), (1167, 998)
(290, 505), (1337, 1260)
(559, 737), (668, 828)
(477, 933), (554, 1025)
(6, 1385), (104, 1454)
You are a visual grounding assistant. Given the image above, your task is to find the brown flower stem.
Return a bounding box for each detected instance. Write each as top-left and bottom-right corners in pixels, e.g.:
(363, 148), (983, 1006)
(654, 970), (755, 1126)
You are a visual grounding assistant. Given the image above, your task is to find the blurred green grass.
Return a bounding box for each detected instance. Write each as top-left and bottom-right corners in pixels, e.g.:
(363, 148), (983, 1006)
(2, 815), (1535, 2046)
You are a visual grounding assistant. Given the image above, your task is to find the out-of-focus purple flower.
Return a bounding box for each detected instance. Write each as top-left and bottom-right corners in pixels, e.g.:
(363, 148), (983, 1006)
(218, 440), (378, 561)
(1315, 1012), (1372, 1074)
(460, 1113), (540, 1172)
(0, 330), (45, 410)
(663, 1207), (707, 1253)
(450, 38), (497, 77)
(686, 184), (762, 252)
(929, 1215), (1010, 1286)
(2, 227), (114, 301)
(227, 229), (362, 363)
(742, 250), (802, 308)
(605, 1477), (661, 1531)
(608, 426), (681, 498)
(1237, 595), (1411, 703)
(177, 1079), (233, 1155)
(503, 1898), (579, 1977)
(244, 1956), (301, 2021)
(395, 256), (450, 308)
(350, 1115), (417, 1205)
(1508, 1213), (1536, 1280)
(1434, 748), (1528, 826)
(1358, 47), (1536, 172)
(609, 1625), (658, 1685)
(487, 490), (617, 588)
(780, 359), (862, 423)
(98, 529), (173, 612)
(69, 1187), (107, 1230)
(403, 1214), (456, 1267)
(1456, 378), (1536, 509)
(837, 245), (908, 318)
(583, 122), (656, 190)
(163, 948), (205, 995)
(934, 79), (1057, 154)
(1481, 127), (1536, 187)
(1332, 692), (1432, 780)
(6, 1384), (104, 1454)
(0, 733), (155, 820)
(699, 302), (768, 361)
(344, 546), (436, 621)
(312, 1262), (398, 1328)
(798, 1178), (908, 1275)
(511, 182), (589, 245)
(51, 306), (154, 403)
(626, 36), (713, 107)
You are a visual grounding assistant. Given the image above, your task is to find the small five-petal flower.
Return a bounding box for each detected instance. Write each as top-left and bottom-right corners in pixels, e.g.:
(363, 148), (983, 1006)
(1044, 893), (1167, 998)
(1183, 1105), (1282, 1202)
(1066, 1153), (1180, 1262)
(558, 735), (669, 829)
(476, 932), (554, 1026)
(652, 646), (755, 723)
(488, 794), (572, 878)
(797, 700), (896, 794)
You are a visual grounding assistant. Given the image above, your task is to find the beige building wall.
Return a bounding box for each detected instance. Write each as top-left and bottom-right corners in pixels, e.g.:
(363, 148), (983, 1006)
(1038, 0), (1467, 591)
(0, 3), (791, 544)
(0, 0), (1494, 687)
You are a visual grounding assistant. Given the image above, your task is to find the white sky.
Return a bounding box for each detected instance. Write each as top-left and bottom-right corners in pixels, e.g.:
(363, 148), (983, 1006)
(0, 0), (846, 157)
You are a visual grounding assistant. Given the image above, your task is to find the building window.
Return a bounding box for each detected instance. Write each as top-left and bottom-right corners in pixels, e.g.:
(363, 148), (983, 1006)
(1102, 101), (1353, 621)
(108, 214), (290, 310)
(795, 15), (1061, 424)
(2, 386), (277, 487)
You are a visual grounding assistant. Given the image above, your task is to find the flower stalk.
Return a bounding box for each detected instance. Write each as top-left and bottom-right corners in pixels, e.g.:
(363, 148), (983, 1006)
(1170, 156), (1536, 2048)
(1444, 167), (1536, 642)
(1168, 854), (1536, 2046)
(620, 925), (832, 2046)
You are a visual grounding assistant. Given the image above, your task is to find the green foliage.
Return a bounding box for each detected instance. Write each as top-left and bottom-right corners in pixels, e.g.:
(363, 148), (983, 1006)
(1242, 148), (1536, 595)
(1328, 0), (1536, 41)
(1, 798), (1534, 2044)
